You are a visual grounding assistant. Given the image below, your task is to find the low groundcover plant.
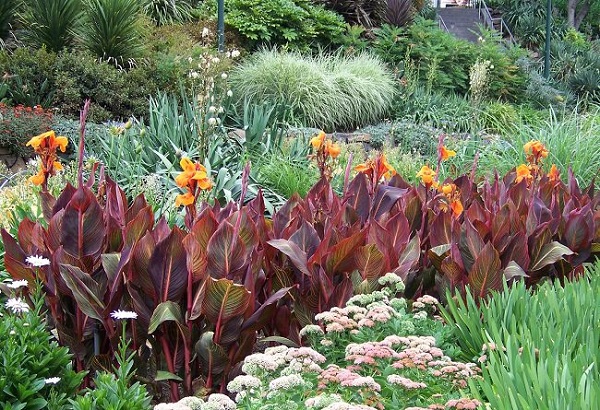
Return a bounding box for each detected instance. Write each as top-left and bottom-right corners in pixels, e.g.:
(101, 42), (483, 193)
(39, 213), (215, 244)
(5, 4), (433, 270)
(216, 273), (482, 410)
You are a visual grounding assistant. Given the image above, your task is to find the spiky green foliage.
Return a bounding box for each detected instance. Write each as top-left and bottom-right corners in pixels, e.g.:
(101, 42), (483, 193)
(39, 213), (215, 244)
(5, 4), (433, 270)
(313, 0), (387, 28)
(20, 0), (83, 52)
(78, 0), (144, 62)
(229, 49), (395, 131)
(442, 267), (600, 409)
(0, 0), (21, 40)
(142, 0), (194, 26)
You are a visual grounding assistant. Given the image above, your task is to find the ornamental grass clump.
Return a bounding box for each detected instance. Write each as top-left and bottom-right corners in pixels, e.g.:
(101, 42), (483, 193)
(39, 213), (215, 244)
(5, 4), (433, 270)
(219, 273), (482, 409)
(229, 49), (395, 130)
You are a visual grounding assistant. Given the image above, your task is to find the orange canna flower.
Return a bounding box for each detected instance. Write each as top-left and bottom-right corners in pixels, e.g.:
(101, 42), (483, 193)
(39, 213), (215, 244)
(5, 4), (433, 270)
(175, 157), (210, 187)
(355, 154), (396, 181)
(28, 169), (45, 186)
(450, 199), (464, 217)
(354, 160), (373, 174)
(523, 140), (548, 162)
(26, 130), (68, 153)
(310, 131), (326, 150)
(25, 130), (68, 189)
(416, 165), (436, 187)
(547, 164), (560, 182)
(174, 157), (212, 207)
(325, 140), (341, 159)
(379, 154), (396, 179)
(439, 145), (456, 161)
(515, 164), (532, 184)
(175, 191), (195, 207)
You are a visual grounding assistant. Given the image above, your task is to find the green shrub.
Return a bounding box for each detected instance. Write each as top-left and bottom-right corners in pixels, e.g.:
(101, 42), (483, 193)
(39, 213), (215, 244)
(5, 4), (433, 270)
(20, 0), (83, 52)
(0, 284), (86, 409)
(253, 152), (315, 199)
(229, 49), (395, 130)
(79, 0), (145, 62)
(0, 103), (54, 157)
(52, 50), (183, 121)
(442, 267), (600, 409)
(479, 101), (519, 134)
(225, 0), (345, 51)
(0, 47), (57, 107)
(391, 86), (474, 132)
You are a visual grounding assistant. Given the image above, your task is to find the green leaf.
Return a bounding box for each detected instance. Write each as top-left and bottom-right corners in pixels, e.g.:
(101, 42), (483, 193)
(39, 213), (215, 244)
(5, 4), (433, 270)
(504, 261), (528, 280)
(202, 278), (252, 325)
(260, 336), (300, 347)
(154, 370), (183, 382)
(148, 301), (183, 334)
(467, 242), (502, 298)
(60, 263), (105, 321)
(529, 241), (574, 271)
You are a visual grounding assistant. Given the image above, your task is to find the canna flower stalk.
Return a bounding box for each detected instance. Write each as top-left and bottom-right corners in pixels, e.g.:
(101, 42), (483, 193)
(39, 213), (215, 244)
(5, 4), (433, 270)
(355, 153), (396, 193)
(309, 131), (341, 181)
(438, 183), (463, 218)
(175, 157), (213, 207)
(26, 131), (68, 192)
(416, 165), (436, 189)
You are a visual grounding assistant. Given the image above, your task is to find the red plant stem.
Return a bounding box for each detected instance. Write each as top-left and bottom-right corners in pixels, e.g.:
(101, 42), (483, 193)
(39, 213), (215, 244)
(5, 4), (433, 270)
(181, 328), (192, 395)
(342, 152), (353, 198)
(78, 100), (91, 189)
(160, 334), (180, 401)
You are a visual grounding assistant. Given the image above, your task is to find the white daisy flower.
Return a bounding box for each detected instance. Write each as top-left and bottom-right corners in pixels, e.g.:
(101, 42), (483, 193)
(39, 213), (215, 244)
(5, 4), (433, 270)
(6, 279), (29, 289)
(5, 297), (30, 314)
(110, 310), (138, 320)
(44, 377), (61, 385)
(25, 255), (50, 267)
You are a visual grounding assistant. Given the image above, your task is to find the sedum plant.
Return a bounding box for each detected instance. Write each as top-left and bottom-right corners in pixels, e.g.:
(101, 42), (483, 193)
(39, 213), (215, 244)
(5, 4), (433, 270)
(220, 274), (481, 409)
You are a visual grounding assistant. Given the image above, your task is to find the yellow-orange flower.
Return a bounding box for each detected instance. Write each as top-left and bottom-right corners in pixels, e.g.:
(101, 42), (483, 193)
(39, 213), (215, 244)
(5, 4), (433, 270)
(523, 140), (548, 163)
(174, 157), (212, 207)
(26, 131), (68, 153)
(25, 130), (68, 188)
(28, 169), (45, 186)
(416, 165), (436, 187)
(325, 140), (341, 159)
(515, 164), (532, 184)
(355, 153), (396, 181)
(547, 164), (560, 182)
(175, 192), (195, 207)
(439, 145), (456, 161)
(450, 199), (464, 217)
(310, 131), (326, 150)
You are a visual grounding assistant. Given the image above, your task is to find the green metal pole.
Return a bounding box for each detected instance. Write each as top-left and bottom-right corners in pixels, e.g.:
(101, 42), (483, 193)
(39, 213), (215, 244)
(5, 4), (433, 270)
(544, 0), (551, 79)
(217, 0), (225, 52)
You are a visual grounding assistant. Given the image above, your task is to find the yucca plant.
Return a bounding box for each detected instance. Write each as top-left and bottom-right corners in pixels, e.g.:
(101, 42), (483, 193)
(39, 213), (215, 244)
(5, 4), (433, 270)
(20, 0), (83, 52)
(142, 0), (194, 26)
(79, 0), (144, 62)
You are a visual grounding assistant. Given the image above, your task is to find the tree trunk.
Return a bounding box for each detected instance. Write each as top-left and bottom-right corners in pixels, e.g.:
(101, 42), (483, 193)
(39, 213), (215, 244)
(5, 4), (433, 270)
(567, 0), (591, 30)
